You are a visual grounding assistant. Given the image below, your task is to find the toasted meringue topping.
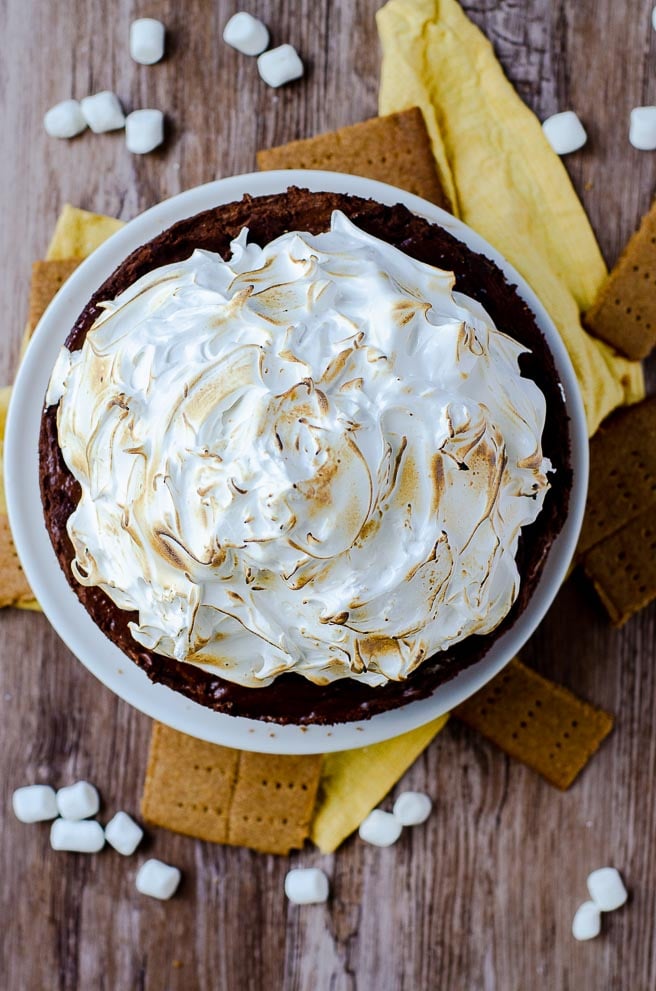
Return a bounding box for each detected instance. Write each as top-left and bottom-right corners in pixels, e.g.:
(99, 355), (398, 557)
(47, 211), (552, 687)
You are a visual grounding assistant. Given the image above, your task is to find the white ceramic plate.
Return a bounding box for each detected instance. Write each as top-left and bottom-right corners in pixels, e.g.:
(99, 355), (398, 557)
(5, 170), (588, 754)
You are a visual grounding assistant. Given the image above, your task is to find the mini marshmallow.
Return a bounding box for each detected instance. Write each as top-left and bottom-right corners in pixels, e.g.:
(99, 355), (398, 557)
(572, 901), (601, 941)
(12, 785), (58, 823)
(104, 811), (144, 856)
(56, 780), (100, 820)
(223, 12), (269, 56)
(629, 106), (656, 151)
(130, 18), (166, 65)
(80, 91), (125, 133)
(50, 818), (105, 853)
(542, 111), (587, 155)
(284, 868), (329, 905)
(586, 867), (628, 911)
(125, 109), (164, 154)
(392, 791), (432, 826)
(136, 859), (181, 900)
(358, 809), (403, 847)
(43, 100), (86, 139)
(257, 44), (304, 89)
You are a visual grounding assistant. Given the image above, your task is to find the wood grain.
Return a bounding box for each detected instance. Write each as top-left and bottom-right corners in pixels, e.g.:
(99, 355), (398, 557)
(1, 1), (655, 988)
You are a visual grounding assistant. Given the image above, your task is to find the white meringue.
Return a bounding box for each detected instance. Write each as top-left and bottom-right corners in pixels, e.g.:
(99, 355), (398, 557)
(47, 212), (551, 688)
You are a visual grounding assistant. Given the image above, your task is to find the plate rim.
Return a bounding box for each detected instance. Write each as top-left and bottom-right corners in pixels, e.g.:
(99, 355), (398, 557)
(5, 169), (589, 754)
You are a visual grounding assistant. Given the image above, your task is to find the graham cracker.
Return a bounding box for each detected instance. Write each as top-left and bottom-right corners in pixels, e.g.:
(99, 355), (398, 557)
(27, 259), (80, 338)
(142, 722), (323, 854)
(257, 108), (452, 212)
(454, 658), (614, 789)
(0, 515), (35, 608)
(577, 395), (656, 556)
(582, 507), (656, 626)
(584, 198), (656, 360)
(0, 386), (37, 609)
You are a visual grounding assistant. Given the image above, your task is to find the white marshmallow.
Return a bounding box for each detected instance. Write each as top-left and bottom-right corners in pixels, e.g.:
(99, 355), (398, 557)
(12, 785), (58, 823)
(542, 111), (587, 155)
(81, 91), (125, 133)
(223, 12), (269, 56)
(652, 5), (656, 31)
(125, 109), (164, 154)
(130, 18), (166, 65)
(43, 100), (86, 139)
(56, 780), (100, 820)
(572, 901), (601, 941)
(586, 867), (628, 911)
(136, 859), (181, 900)
(104, 811), (144, 856)
(629, 106), (656, 151)
(392, 791), (432, 826)
(50, 818), (105, 853)
(358, 809), (403, 847)
(257, 44), (304, 88)
(284, 868), (329, 905)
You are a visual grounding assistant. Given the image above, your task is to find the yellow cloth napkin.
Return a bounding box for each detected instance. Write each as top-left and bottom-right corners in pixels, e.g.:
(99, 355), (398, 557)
(377, 0), (645, 433)
(311, 715), (447, 851)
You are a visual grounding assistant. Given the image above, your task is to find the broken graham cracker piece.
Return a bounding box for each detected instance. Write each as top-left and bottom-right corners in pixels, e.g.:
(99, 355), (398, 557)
(454, 658), (613, 790)
(584, 198), (656, 360)
(0, 515), (35, 608)
(27, 259), (80, 337)
(257, 108), (452, 213)
(0, 386), (38, 609)
(582, 506), (656, 626)
(142, 723), (322, 854)
(577, 394), (656, 556)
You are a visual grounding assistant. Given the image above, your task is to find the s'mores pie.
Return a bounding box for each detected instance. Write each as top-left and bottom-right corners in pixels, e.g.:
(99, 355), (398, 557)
(40, 189), (571, 723)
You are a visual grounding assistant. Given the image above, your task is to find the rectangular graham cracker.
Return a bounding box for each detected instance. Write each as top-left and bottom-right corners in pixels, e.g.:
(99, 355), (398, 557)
(0, 515), (36, 608)
(27, 259), (80, 338)
(453, 658), (614, 789)
(257, 107), (452, 212)
(582, 507), (656, 626)
(584, 198), (656, 360)
(142, 723), (323, 855)
(577, 395), (656, 556)
(0, 386), (37, 608)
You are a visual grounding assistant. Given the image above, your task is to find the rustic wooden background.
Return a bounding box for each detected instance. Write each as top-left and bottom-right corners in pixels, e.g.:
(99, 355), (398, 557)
(1, 0), (655, 988)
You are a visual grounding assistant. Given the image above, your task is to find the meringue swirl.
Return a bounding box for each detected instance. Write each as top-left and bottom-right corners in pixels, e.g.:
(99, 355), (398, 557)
(46, 211), (552, 687)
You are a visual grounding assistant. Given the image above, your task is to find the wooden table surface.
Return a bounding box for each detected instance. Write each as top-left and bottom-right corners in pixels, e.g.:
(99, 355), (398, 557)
(1, 1), (655, 988)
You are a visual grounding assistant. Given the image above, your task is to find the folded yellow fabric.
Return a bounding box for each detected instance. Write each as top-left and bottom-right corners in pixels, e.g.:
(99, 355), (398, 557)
(311, 715), (447, 852)
(377, 0), (645, 434)
(46, 204), (124, 260)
